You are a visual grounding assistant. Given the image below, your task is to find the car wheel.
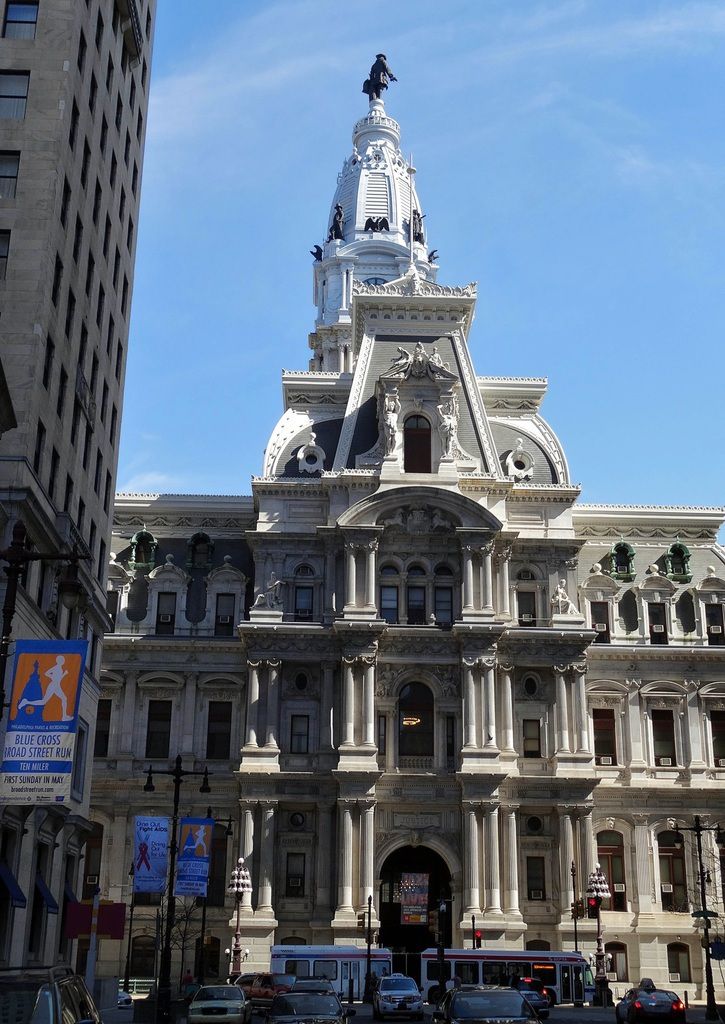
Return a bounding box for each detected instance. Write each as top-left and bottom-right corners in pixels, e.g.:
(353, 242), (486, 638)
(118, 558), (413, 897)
(545, 990), (555, 1008)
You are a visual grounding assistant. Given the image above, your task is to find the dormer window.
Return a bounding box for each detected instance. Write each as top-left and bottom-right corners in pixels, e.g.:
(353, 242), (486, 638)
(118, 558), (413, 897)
(188, 532), (213, 570)
(403, 415), (431, 473)
(129, 530), (157, 572)
(665, 542), (692, 583)
(611, 542), (635, 581)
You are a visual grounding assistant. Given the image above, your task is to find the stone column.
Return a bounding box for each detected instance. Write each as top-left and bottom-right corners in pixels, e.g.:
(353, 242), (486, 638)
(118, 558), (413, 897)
(484, 805), (502, 913)
(482, 658), (498, 750)
(342, 659), (356, 746)
(579, 810), (595, 884)
(499, 546), (512, 619)
(314, 804), (334, 914)
(503, 807), (520, 915)
(463, 661), (477, 748)
(360, 800), (375, 905)
(325, 548), (336, 619)
(321, 663), (335, 750)
(554, 665), (571, 753)
(463, 546), (474, 610)
(337, 801), (354, 911)
(573, 663), (590, 753)
(246, 661), (260, 747)
(464, 804), (480, 912)
(685, 682), (705, 765)
(626, 680), (646, 766)
(240, 804), (255, 909)
(399, 572), (408, 624)
(265, 660), (280, 749)
(559, 811), (574, 912)
(181, 672), (197, 755)
(120, 670), (137, 755)
(633, 815), (654, 912)
(481, 541), (494, 614)
(499, 663), (515, 753)
(365, 539), (378, 610)
(363, 660), (375, 747)
(345, 542), (357, 609)
(257, 802), (275, 911)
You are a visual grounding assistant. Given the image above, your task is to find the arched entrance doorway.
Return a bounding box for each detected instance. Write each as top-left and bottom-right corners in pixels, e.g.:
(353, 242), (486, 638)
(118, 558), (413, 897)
(379, 845), (452, 982)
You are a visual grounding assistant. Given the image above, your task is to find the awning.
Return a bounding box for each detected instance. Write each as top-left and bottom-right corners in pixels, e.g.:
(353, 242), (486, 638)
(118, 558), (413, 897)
(35, 873), (59, 914)
(64, 880), (79, 903)
(0, 862), (26, 909)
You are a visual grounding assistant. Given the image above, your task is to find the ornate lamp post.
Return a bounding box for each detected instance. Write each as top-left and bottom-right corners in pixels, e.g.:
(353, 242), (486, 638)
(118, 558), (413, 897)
(586, 863), (611, 1007)
(227, 856), (252, 977)
(673, 817), (724, 1022)
(143, 756), (211, 1024)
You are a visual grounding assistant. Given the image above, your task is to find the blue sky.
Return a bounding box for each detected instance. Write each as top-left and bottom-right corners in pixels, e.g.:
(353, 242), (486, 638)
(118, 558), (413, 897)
(118, 0), (725, 510)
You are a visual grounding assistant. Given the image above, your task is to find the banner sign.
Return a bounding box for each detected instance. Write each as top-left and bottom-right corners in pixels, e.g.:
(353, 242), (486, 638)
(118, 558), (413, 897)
(401, 872), (429, 925)
(0, 640), (87, 804)
(174, 817), (214, 897)
(133, 816), (170, 893)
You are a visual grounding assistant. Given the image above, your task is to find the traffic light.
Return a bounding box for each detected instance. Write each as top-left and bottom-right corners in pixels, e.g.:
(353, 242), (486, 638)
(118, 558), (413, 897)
(474, 930), (482, 949)
(571, 898), (585, 920)
(357, 913), (366, 930)
(587, 896), (601, 919)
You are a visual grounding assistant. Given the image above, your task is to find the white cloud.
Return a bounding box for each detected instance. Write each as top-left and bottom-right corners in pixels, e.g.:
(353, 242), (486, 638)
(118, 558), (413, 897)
(117, 470), (186, 493)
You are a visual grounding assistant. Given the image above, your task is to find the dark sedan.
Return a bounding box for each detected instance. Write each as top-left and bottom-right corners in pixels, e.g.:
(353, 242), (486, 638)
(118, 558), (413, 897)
(267, 992), (356, 1024)
(615, 988), (686, 1023)
(433, 987), (537, 1024)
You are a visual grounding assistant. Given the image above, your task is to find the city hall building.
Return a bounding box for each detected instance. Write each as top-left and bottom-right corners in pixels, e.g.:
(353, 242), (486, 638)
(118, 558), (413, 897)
(89, 76), (725, 994)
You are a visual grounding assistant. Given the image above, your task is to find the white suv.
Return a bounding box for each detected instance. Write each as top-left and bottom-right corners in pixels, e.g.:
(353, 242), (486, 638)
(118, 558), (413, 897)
(373, 974), (424, 1021)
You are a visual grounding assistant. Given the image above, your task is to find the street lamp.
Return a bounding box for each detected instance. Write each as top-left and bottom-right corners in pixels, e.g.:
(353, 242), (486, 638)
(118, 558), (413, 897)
(363, 894), (373, 1003)
(196, 807), (232, 986)
(586, 863), (611, 1007)
(0, 520), (89, 714)
(673, 817), (725, 1022)
(227, 856), (252, 977)
(123, 862), (136, 993)
(142, 756), (211, 1024)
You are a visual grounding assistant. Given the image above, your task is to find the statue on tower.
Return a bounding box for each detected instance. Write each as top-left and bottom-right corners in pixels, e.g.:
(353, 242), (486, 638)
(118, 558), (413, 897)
(362, 54), (397, 103)
(327, 203), (344, 242)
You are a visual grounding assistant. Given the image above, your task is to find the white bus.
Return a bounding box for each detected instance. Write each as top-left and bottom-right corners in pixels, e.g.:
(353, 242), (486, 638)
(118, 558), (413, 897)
(420, 948), (595, 1006)
(271, 945), (394, 1001)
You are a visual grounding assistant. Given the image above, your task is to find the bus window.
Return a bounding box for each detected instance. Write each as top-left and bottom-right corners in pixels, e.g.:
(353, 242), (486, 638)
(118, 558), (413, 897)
(454, 962), (479, 985)
(531, 964), (556, 989)
(314, 961), (338, 980)
(507, 962), (531, 980)
(285, 960), (310, 977)
(371, 962), (389, 980)
(427, 961), (451, 981)
(584, 965), (594, 988)
(482, 962), (508, 985)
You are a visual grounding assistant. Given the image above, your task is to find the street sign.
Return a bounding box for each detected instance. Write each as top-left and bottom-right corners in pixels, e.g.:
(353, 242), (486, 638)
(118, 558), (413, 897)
(710, 941), (725, 961)
(692, 910), (719, 919)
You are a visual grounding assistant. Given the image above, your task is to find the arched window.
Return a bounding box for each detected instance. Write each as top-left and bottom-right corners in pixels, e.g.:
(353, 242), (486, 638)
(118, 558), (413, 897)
(380, 565), (399, 624)
(407, 564), (427, 625)
(403, 415), (431, 473)
(658, 831), (687, 912)
(398, 682), (434, 757)
(294, 564), (314, 622)
(129, 530), (157, 572)
(525, 939), (550, 951)
(666, 543), (691, 582)
(597, 831), (626, 910)
(605, 942), (628, 982)
(667, 942), (691, 983)
(131, 935), (156, 977)
(195, 934), (221, 978)
(612, 543), (634, 577)
(188, 532), (213, 569)
(434, 565), (454, 626)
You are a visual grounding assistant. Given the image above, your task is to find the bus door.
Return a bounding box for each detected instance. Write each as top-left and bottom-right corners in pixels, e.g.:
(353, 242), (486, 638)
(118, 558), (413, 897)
(341, 960), (360, 999)
(559, 963), (572, 1003)
(571, 963), (585, 1004)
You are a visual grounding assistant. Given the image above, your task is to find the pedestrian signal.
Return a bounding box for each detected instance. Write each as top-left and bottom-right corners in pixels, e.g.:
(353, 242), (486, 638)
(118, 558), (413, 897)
(474, 930), (482, 949)
(587, 896), (600, 919)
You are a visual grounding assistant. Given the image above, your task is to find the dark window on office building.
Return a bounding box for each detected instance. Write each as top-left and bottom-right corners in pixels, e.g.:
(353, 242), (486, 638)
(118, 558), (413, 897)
(94, 699), (111, 757)
(206, 701), (232, 760)
(145, 700), (172, 759)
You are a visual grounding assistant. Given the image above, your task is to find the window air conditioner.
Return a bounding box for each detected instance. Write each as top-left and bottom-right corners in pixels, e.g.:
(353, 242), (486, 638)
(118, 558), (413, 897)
(652, 624), (665, 633)
(598, 756), (614, 766)
(709, 626), (723, 634)
(669, 973), (681, 983)
(217, 615), (232, 624)
(594, 623), (608, 632)
(86, 875), (98, 885)
(521, 614), (534, 622)
(158, 614), (172, 623)
(657, 757), (673, 766)
(607, 973), (618, 983)
(520, 571), (533, 580)
(613, 883), (626, 893)
(661, 883), (674, 893)
(529, 890), (544, 901)
(717, 758), (725, 768)
(288, 877), (302, 888)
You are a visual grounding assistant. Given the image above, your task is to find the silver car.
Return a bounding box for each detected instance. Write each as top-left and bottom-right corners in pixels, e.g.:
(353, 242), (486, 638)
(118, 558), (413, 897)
(373, 974), (424, 1020)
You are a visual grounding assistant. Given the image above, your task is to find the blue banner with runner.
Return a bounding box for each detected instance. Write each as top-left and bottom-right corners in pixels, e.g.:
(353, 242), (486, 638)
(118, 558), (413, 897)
(133, 816), (170, 894)
(174, 817), (214, 897)
(0, 639), (87, 804)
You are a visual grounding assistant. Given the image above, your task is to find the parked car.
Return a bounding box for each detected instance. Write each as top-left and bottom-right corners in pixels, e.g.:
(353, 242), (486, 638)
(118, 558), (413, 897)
(513, 979), (549, 1019)
(0, 966), (103, 1024)
(232, 972), (258, 990)
(615, 988), (686, 1023)
(373, 974), (424, 1020)
(246, 972), (296, 1008)
(291, 978), (336, 993)
(268, 992), (355, 1024)
(117, 990), (134, 1008)
(188, 984), (252, 1024)
(433, 985), (537, 1024)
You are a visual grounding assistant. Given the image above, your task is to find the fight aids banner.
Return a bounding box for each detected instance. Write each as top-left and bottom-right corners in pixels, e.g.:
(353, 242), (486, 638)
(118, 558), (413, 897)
(174, 817), (214, 897)
(133, 816), (170, 894)
(401, 872), (429, 925)
(0, 640), (87, 804)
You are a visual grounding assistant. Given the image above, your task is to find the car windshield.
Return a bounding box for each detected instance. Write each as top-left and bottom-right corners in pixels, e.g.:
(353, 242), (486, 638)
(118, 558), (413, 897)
(0, 982), (54, 1024)
(272, 994), (342, 1015)
(273, 975), (296, 987)
(381, 979), (418, 992)
(451, 991), (528, 1018)
(195, 986), (243, 1001)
